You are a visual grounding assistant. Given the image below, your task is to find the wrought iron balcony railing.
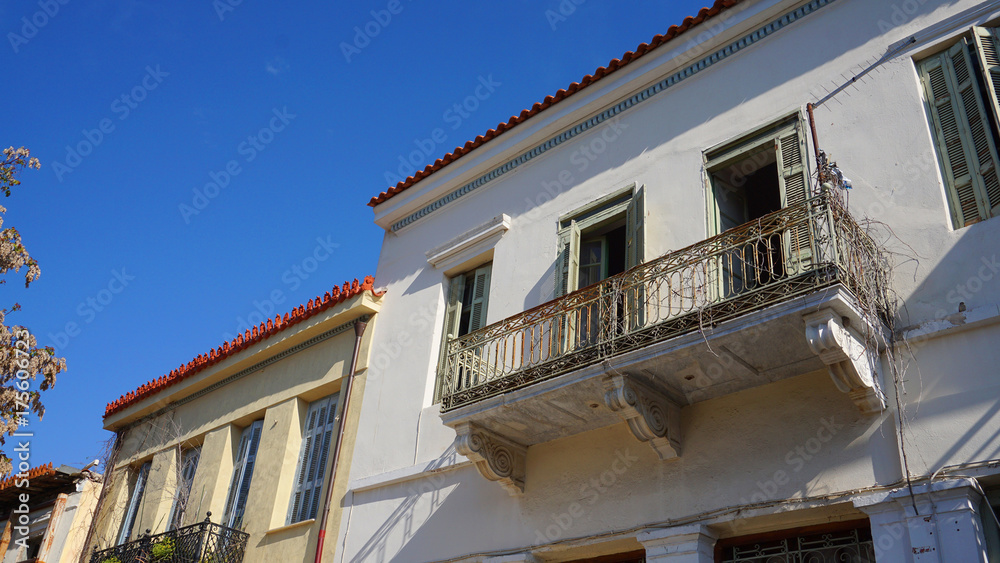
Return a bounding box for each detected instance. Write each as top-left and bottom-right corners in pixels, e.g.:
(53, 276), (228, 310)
(440, 190), (890, 411)
(90, 513), (248, 563)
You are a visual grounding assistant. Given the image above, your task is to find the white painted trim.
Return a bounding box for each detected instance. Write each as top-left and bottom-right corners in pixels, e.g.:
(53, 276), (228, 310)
(348, 458), (473, 494)
(899, 302), (1000, 341)
(426, 214), (511, 270)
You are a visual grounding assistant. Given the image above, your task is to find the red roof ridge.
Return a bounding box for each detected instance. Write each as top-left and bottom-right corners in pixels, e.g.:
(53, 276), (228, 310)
(104, 276), (382, 419)
(368, 0), (742, 208)
(0, 462), (55, 491)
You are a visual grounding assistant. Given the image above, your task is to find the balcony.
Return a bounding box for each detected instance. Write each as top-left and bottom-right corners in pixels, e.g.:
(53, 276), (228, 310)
(439, 190), (891, 493)
(90, 514), (248, 563)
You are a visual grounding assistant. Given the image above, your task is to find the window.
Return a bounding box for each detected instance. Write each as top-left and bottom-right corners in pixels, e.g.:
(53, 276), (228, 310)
(919, 27), (1000, 228)
(705, 116), (811, 294)
(555, 185), (645, 297)
(118, 461), (151, 544)
(716, 521), (874, 562)
(287, 394), (339, 524)
(436, 263), (493, 399)
(168, 447), (201, 530)
(222, 420), (263, 529)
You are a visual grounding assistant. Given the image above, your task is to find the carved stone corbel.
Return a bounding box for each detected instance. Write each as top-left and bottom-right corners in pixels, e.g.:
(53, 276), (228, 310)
(804, 308), (884, 413)
(454, 422), (527, 495)
(603, 373), (681, 460)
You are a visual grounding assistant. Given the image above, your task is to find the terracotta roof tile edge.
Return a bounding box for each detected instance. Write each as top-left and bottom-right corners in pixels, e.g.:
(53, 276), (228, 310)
(0, 462), (55, 491)
(103, 276), (382, 419)
(368, 0), (742, 207)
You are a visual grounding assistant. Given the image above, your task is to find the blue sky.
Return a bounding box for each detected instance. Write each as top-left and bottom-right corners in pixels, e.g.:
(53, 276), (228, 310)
(3, 0), (712, 472)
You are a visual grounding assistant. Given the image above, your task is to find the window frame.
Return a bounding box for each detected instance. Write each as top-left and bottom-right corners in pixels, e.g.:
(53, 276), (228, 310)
(435, 262), (494, 402)
(286, 393), (341, 525)
(168, 446), (202, 530)
(222, 419), (264, 530)
(118, 461), (151, 545)
(554, 183), (645, 298)
(917, 26), (1000, 229)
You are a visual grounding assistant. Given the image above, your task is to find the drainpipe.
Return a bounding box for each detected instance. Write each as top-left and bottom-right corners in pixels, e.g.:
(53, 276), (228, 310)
(314, 318), (368, 563)
(806, 103), (823, 173)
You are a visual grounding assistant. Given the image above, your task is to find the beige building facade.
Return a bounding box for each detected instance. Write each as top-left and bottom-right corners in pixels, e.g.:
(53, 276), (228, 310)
(86, 278), (380, 563)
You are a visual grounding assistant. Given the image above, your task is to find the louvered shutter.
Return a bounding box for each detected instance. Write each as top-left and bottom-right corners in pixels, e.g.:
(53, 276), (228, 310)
(169, 448), (201, 529)
(223, 420), (263, 529)
(776, 123), (811, 273)
(287, 394), (340, 524)
(625, 187), (646, 329)
(554, 221), (581, 297)
(920, 42), (998, 227)
(435, 274), (466, 401)
(972, 28), (1000, 217)
(118, 462), (151, 544)
(467, 265), (492, 333)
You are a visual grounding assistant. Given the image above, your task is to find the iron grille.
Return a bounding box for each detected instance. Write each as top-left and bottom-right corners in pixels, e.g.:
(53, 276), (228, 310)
(90, 513), (248, 563)
(720, 525), (876, 562)
(440, 190), (891, 411)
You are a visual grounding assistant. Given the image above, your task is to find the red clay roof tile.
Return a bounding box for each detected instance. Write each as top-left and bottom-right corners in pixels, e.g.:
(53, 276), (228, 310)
(0, 462), (55, 491)
(103, 276), (382, 419)
(367, 0), (743, 208)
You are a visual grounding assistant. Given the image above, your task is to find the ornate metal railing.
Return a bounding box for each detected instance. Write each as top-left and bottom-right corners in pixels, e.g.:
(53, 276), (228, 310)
(440, 190), (891, 411)
(91, 513), (248, 563)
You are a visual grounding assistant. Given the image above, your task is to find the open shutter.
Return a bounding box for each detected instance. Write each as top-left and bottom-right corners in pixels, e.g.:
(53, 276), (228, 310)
(169, 448), (201, 529)
(920, 42), (997, 227)
(776, 123), (811, 273)
(625, 187), (645, 330)
(288, 394), (339, 524)
(223, 420), (263, 529)
(467, 264), (492, 333)
(435, 274), (466, 401)
(555, 221), (581, 297)
(971, 27), (1000, 217)
(625, 186), (645, 270)
(118, 462), (151, 544)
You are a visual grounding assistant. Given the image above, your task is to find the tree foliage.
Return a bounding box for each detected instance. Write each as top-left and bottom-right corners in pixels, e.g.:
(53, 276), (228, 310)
(0, 147), (66, 476)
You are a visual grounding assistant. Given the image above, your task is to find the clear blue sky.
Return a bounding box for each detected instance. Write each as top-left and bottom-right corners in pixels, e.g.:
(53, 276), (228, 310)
(3, 0), (712, 472)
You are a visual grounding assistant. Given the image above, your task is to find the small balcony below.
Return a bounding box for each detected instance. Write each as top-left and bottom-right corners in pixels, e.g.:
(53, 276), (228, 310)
(439, 191), (891, 494)
(90, 514), (248, 563)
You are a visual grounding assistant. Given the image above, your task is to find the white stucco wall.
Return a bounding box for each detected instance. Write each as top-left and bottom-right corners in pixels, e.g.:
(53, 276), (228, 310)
(344, 0), (1000, 560)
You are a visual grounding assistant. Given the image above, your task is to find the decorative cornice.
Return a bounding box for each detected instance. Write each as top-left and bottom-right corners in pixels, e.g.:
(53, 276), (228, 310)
(454, 422), (527, 495)
(116, 315), (369, 432)
(426, 214), (511, 269)
(604, 372), (682, 460)
(105, 276), (381, 418)
(390, 0), (838, 232)
(804, 308), (884, 413)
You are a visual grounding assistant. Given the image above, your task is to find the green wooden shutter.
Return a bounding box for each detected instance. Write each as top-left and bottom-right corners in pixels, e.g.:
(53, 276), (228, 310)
(223, 420), (263, 529)
(920, 41), (997, 227)
(288, 394), (339, 524)
(625, 185), (645, 270)
(118, 461), (151, 544)
(435, 274), (466, 401)
(625, 187), (645, 329)
(554, 221), (581, 297)
(776, 123), (811, 273)
(169, 447), (201, 530)
(971, 27), (1000, 217)
(467, 264), (492, 332)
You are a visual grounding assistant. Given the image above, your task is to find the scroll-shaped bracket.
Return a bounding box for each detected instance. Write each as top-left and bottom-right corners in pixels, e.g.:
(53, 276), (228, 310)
(603, 373), (682, 461)
(454, 422), (527, 495)
(804, 308), (885, 413)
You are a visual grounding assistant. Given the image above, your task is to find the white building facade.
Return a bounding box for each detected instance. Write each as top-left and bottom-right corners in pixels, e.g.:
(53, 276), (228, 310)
(340, 0), (1000, 561)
